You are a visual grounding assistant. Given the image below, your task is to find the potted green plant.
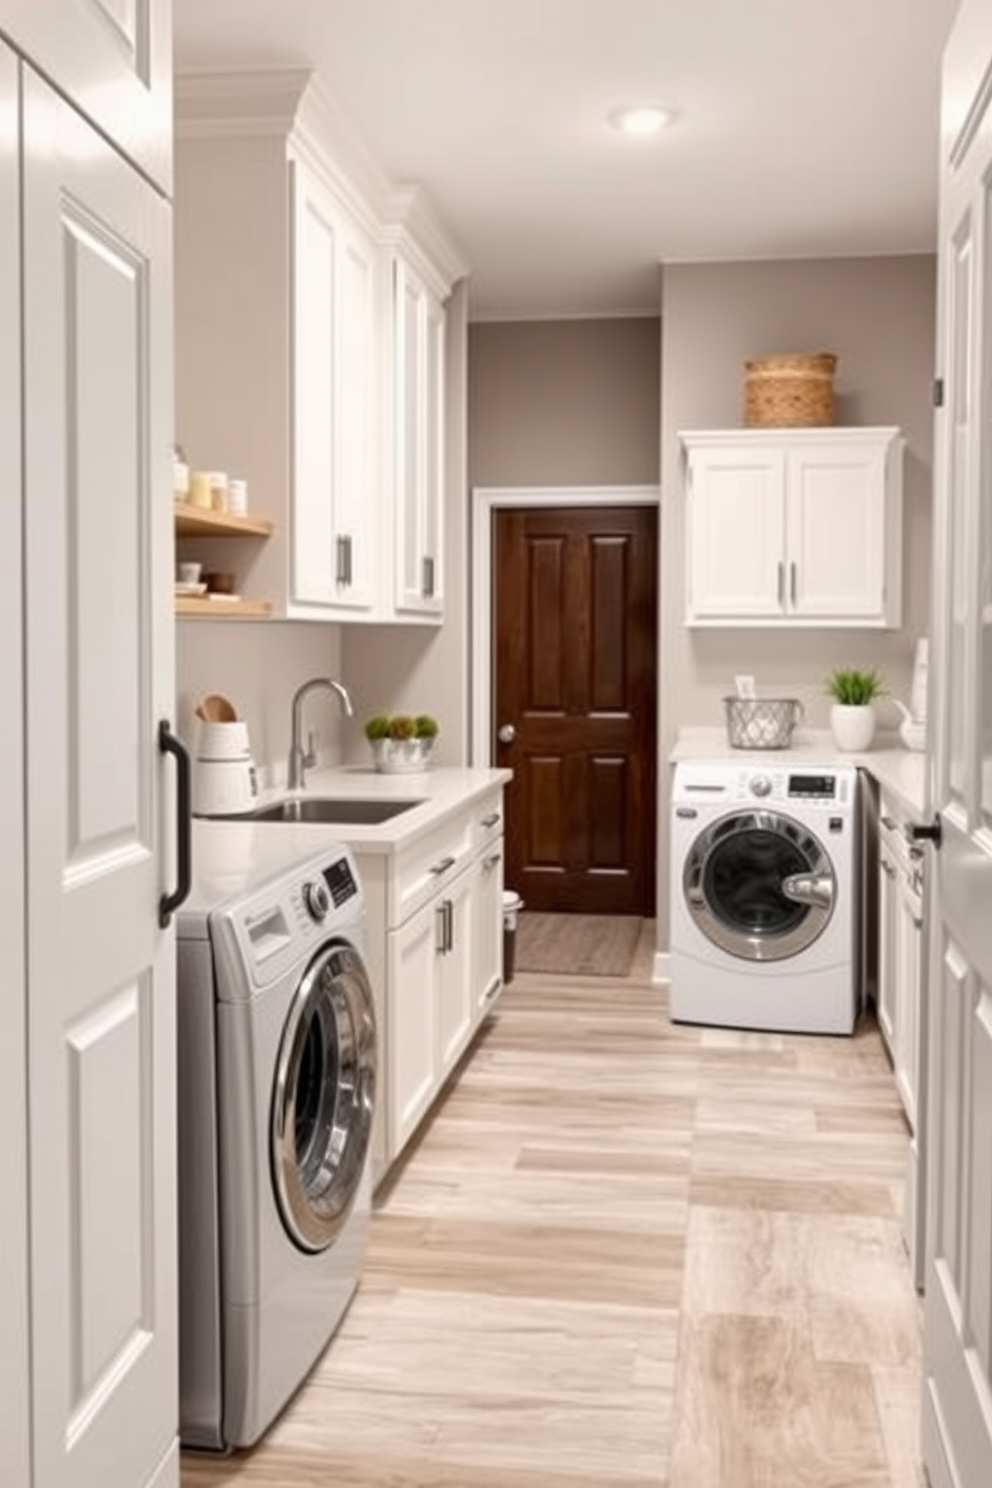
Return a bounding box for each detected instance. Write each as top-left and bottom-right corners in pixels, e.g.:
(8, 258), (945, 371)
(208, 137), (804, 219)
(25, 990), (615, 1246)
(825, 667), (885, 752)
(364, 712), (439, 773)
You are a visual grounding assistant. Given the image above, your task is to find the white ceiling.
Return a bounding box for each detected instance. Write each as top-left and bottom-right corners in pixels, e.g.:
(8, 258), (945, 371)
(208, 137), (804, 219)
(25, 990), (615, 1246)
(172, 0), (960, 322)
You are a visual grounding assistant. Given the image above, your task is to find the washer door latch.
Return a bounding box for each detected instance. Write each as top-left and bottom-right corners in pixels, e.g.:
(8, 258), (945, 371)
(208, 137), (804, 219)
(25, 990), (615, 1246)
(781, 872), (834, 910)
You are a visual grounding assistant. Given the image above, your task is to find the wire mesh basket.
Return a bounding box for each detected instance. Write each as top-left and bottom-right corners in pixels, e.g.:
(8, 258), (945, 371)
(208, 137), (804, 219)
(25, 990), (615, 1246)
(723, 697), (804, 750)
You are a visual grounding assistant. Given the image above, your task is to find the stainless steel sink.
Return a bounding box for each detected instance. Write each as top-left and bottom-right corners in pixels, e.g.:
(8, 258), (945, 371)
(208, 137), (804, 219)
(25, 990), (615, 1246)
(245, 796), (424, 825)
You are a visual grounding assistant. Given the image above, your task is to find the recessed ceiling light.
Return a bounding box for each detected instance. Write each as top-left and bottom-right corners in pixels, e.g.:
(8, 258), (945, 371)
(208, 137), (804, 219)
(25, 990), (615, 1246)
(608, 104), (679, 137)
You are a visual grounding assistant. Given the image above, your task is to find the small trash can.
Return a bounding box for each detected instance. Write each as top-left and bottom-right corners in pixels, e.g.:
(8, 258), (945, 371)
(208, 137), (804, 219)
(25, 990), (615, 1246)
(502, 890), (523, 984)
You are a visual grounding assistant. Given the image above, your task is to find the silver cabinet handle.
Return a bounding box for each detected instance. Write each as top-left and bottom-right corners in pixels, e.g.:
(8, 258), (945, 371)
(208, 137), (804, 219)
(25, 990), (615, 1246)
(497, 723), (516, 744)
(777, 561), (785, 605)
(880, 860), (896, 879)
(880, 815), (898, 830)
(422, 555), (435, 598)
(484, 851), (502, 870)
(789, 561), (797, 605)
(435, 902), (447, 953)
(336, 533), (353, 586)
(430, 855), (456, 876)
(481, 812), (501, 828)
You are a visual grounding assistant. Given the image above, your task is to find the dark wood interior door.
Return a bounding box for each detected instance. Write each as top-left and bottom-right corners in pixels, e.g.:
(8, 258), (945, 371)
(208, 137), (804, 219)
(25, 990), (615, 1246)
(494, 505), (658, 915)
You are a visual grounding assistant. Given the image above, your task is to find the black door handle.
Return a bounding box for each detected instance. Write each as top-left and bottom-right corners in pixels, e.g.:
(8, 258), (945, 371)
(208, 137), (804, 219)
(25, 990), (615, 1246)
(159, 719), (192, 927)
(907, 815), (942, 849)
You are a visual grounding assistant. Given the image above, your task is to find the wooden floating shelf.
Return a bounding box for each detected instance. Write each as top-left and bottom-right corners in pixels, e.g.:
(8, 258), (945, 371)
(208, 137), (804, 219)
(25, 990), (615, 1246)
(174, 501), (274, 538)
(175, 596), (272, 618)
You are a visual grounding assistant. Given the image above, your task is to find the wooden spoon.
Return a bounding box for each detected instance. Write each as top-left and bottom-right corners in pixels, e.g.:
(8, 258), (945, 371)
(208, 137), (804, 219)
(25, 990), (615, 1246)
(197, 693), (238, 722)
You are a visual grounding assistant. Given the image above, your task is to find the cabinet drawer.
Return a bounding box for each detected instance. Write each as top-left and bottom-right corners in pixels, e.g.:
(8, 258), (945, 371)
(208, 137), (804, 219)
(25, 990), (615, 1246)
(387, 810), (474, 927)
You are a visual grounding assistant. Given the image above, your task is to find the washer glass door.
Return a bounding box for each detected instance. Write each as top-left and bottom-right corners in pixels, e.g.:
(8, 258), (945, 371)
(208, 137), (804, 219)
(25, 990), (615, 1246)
(684, 809), (835, 962)
(271, 942), (376, 1252)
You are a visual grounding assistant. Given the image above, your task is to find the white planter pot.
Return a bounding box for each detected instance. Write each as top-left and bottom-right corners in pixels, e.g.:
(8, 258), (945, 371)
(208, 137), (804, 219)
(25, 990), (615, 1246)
(370, 737), (434, 774)
(830, 703), (876, 752)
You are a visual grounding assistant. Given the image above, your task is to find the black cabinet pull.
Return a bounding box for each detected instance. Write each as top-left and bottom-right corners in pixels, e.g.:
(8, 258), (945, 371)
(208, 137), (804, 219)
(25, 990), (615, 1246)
(158, 719), (192, 928)
(907, 816), (942, 849)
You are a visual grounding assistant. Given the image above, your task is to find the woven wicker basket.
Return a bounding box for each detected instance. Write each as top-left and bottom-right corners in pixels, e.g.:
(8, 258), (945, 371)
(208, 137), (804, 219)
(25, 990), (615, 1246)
(743, 352), (837, 427)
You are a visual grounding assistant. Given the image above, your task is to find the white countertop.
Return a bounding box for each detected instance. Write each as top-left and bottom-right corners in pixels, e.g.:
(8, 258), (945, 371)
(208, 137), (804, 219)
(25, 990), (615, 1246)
(188, 764), (511, 911)
(670, 727), (927, 816)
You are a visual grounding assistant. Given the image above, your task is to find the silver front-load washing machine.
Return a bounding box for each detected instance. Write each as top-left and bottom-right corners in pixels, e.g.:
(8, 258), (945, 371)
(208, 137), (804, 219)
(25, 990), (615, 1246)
(177, 842), (376, 1451)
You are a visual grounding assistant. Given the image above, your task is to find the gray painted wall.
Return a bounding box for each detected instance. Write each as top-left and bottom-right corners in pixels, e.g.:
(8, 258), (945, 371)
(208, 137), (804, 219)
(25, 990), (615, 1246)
(469, 317), (662, 486)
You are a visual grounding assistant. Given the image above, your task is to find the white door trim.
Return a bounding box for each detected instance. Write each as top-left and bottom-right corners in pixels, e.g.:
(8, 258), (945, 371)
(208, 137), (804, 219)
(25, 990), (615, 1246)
(469, 484), (660, 766)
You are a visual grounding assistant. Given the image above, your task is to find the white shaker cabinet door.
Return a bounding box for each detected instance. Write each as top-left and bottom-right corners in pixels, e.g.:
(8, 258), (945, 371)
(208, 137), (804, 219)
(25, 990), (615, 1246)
(0, 42), (30, 1488)
(393, 256), (445, 619)
(474, 844), (504, 1017)
(22, 68), (178, 1488)
(786, 440), (891, 622)
(436, 864), (475, 1074)
(291, 160), (381, 617)
(684, 443), (786, 620)
(0, 0), (172, 190)
(387, 901), (440, 1156)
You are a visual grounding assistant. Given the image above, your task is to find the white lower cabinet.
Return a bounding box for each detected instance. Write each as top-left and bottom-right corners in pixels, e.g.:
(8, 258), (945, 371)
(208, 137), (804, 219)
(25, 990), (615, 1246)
(874, 782), (925, 1288)
(354, 787), (506, 1182)
(474, 841), (505, 1017)
(876, 789), (924, 1131)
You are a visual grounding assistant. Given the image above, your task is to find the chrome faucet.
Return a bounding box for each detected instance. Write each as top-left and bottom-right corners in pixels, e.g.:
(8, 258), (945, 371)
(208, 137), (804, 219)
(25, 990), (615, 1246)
(287, 678), (353, 791)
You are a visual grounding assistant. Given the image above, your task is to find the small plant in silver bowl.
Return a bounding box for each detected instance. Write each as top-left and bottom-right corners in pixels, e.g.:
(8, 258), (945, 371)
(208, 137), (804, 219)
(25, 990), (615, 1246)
(365, 712), (439, 773)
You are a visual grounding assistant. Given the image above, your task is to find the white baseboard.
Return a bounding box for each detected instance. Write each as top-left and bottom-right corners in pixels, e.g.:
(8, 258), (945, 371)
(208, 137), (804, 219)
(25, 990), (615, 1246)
(652, 950), (671, 984)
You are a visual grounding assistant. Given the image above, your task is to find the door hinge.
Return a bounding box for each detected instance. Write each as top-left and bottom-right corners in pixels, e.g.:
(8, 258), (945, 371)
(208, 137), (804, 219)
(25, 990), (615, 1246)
(932, 377), (945, 408)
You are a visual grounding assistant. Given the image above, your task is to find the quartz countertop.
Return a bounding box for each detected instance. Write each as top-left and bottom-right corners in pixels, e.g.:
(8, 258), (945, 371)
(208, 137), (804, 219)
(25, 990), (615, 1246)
(670, 727), (927, 816)
(187, 764), (512, 913)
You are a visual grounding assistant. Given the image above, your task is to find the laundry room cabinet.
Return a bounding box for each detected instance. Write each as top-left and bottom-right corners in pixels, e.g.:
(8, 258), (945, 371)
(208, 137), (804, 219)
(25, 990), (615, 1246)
(291, 157), (381, 615)
(174, 71), (464, 626)
(1, 12), (179, 1488)
(350, 786), (505, 1182)
(876, 789), (924, 1132)
(393, 254), (446, 620)
(680, 427), (904, 627)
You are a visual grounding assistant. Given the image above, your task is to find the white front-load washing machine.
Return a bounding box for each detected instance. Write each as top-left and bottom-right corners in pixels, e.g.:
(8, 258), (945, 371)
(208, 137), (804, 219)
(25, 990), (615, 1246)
(670, 760), (860, 1034)
(177, 842), (377, 1451)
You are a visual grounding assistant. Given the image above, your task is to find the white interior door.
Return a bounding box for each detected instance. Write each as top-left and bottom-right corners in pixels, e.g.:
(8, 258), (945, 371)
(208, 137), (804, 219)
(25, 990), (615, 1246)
(21, 65), (178, 1488)
(922, 8), (992, 1483)
(0, 42), (30, 1486)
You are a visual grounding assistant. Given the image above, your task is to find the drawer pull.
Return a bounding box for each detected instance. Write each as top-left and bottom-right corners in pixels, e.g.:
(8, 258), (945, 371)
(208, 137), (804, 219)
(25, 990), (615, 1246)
(881, 860), (896, 879)
(912, 914), (923, 930)
(880, 815), (898, 831)
(435, 902), (447, 953)
(481, 812), (501, 828)
(485, 852), (502, 871)
(430, 855), (456, 876)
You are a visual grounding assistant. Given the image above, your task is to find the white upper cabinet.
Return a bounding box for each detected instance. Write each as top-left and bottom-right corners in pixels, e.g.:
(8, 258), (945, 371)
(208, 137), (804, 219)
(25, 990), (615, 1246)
(393, 255), (446, 619)
(291, 159), (380, 615)
(0, 0), (172, 190)
(174, 71), (465, 626)
(680, 427), (904, 627)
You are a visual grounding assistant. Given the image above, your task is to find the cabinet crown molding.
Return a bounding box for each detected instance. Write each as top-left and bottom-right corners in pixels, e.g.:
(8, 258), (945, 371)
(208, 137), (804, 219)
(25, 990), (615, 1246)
(382, 185), (467, 298)
(679, 425), (904, 448)
(174, 67), (466, 292)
